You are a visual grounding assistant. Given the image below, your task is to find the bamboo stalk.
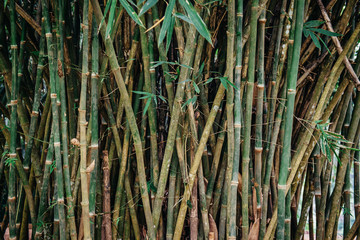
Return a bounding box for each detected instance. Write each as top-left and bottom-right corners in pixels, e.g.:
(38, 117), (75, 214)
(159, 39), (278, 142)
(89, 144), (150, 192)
(89, 16), (99, 239)
(78, 0), (91, 238)
(277, 0), (305, 239)
(8, 0), (19, 238)
(101, 151), (111, 240)
(241, 1), (259, 238)
(57, 1), (77, 238)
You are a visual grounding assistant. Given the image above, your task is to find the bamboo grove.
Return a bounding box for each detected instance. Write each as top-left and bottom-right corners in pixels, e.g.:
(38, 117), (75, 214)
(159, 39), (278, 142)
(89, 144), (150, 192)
(0, 0), (360, 239)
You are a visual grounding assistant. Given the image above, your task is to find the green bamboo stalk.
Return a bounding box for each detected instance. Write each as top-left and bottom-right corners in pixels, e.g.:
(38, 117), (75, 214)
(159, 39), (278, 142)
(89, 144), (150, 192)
(35, 132), (54, 239)
(294, 175), (314, 240)
(123, 207), (130, 239)
(219, 170), (229, 240)
(355, 140), (360, 233)
(206, 117), (226, 208)
(124, 174), (141, 240)
(57, 1), (77, 238)
(89, 16), (99, 239)
(138, 5), (159, 190)
(264, 0), (288, 168)
(24, 25), (46, 193)
(8, 0), (19, 238)
(78, 0), (91, 238)
(211, 153), (227, 222)
(112, 121), (130, 238)
(101, 151), (111, 240)
(224, 0), (235, 236)
(198, 161), (209, 239)
(276, 0), (304, 239)
(344, 163), (352, 237)
(242, 1), (259, 238)
(254, 0), (266, 221)
(343, 96), (353, 238)
(166, 155), (178, 239)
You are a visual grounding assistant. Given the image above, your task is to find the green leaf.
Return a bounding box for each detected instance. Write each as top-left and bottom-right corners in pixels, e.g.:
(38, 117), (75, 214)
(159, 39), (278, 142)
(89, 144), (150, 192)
(178, 0), (213, 46)
(318, 36), (332, 55)
(304, 20), (324, 28)
(158, 0), (176, 46)
(133, 90), (153, 97)
(309, 31), (321, 50)
(4, 0), (8, 8)
(303, 28), (310, 38)
(224, 77), (239, 90)
(106, 0), (117, 38)
(5, 157), (16, 167)
(119, 0), (145, 28)
(309, 27), (342, 37)
(197, 62), (205, 79)
(166, 15), (175, 54)
(205, 77), (214, 84)
(182, 96), (197, 108)
(99, 0), (113, 32)
(173, 12), (193, 25)
(219, 77), (228, 90)
(143, 98), (151, 116)
(139, 0), (158, 16)
(193, 81), (200, 94)
(158, 95), (167, 103)
(151, 60), (192, 69)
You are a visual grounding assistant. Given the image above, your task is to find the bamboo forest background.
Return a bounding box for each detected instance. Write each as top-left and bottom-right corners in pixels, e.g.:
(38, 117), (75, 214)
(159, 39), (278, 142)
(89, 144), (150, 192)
(1, 0), (360, 239)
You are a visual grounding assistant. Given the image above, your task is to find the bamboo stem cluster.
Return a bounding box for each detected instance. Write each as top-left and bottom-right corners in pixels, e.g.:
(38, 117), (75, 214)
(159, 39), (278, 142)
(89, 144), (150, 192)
(1, 0), (360, 239)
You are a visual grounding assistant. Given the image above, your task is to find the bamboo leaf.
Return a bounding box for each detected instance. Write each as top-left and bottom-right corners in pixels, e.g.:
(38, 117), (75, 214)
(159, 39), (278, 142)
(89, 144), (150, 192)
(99, 0), (113, 32)
(105, 0), (117, 37)
(309, 31), (321, 50)
(182, 96), (197, 108)
(173, 12), (193, 25)
(318, 36), (332, 55)
(303, 28), (310, 38)
(224, 77), (239, 90)
(133, 90), (153, 97)
(139, 0), (158, 16)
(158, 95), (167, 103)
(166, 15), (175, 53)
(309, 27), (342, 37)
(143, 98), (151, 116)
(219, 77), (228, 90)
(193, 81), (200, 94)
(119, 0), (145, 28)
(304, 20), (324, 28)
(151, 60), (192, 69)
(178, 0), (213, 46)
(196, 62), (205, 79)
(158, 0), (176, 46)
(205, 77), (214, 84)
